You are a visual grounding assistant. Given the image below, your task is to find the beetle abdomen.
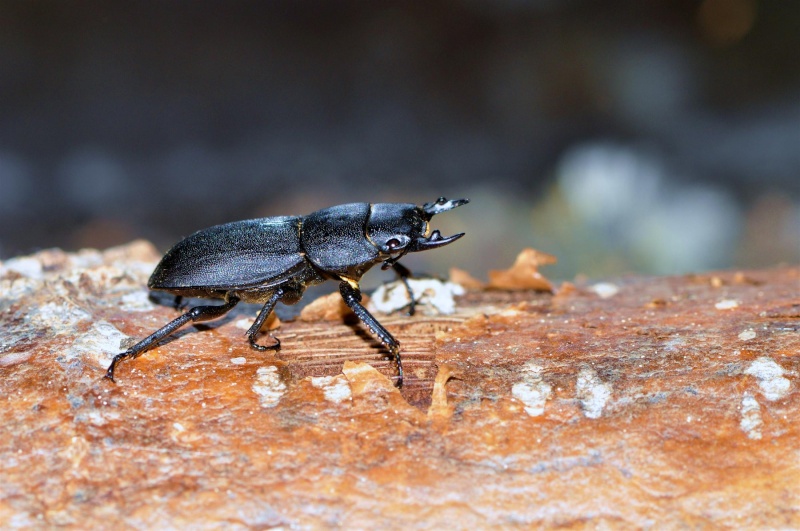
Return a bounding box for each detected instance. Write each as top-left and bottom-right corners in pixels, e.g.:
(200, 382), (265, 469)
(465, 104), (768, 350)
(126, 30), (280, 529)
(149, 216), (306, 291)
(301, 203), (379, 277)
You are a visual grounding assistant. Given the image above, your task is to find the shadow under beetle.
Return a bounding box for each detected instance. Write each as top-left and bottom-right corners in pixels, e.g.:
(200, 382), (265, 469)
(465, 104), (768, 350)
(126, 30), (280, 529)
(105, 197), (468, 387)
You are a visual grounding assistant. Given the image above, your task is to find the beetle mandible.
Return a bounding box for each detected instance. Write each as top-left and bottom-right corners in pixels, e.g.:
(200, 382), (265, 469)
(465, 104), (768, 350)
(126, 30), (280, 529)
(104, 197), (468, 387)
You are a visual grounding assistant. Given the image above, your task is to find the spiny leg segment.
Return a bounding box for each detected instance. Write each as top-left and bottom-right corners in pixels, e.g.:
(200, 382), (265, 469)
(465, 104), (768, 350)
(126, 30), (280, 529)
(338, 280), (404, 387)
(104, 296), (240, 382)
(246, 289), (283, 351)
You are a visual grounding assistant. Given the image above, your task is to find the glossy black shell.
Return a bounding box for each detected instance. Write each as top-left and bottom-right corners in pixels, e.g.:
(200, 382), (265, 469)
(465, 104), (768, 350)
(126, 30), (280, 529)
(148, 201), (418, 298)
(148, 216), (307, 295)
(301, 203), (379, 278)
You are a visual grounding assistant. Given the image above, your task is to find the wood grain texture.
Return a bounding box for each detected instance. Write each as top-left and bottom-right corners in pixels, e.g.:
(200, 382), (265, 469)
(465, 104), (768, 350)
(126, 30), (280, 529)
(1, 242), (798, 528)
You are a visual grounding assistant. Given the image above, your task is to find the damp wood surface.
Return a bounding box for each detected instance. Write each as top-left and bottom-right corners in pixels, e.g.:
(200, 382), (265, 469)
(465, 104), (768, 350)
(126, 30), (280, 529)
(1, 241), (798, 529)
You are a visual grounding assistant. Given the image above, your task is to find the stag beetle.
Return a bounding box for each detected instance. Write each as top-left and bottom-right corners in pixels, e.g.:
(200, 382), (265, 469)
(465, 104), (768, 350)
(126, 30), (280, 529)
(105, 197), (468, 387)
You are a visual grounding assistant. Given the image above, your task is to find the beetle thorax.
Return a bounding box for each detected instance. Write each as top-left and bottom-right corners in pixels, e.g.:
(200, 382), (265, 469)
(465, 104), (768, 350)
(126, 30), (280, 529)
(365, 203), (425, 256)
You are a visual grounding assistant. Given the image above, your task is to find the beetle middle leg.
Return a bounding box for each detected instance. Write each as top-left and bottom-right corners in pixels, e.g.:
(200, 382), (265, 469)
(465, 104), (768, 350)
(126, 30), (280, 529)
(339, 280), (404, 388)
(104, 296), (240, 382)
(389, 262), (417, 316)
(246, 289), (283, 352)
(173, 295), (187, 311)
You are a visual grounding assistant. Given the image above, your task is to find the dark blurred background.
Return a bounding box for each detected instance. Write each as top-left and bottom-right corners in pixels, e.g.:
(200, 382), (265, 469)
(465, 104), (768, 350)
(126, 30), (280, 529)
(1, 0), (799, 281)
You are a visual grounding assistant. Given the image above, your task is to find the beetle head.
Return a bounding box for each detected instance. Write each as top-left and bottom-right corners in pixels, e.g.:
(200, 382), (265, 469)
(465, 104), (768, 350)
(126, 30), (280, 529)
(366, 197), (468, 267)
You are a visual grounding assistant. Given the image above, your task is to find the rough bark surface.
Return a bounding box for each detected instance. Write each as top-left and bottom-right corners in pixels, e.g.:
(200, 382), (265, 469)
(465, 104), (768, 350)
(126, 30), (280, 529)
(1, 241), (798, 528)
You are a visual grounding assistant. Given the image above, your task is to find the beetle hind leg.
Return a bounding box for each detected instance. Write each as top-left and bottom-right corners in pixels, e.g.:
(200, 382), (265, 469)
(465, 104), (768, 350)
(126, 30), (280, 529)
(246, 290), (283, 352)
(105, 296), (240, 382)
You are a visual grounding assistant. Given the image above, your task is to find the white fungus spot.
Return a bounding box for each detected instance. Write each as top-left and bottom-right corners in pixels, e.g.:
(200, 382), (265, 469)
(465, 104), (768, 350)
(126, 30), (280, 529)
(0, 276), (41, 302)
(370, 278), (465, 315)
(3, 256), (44, 279)
(311, 375), (352, 403)
(575, 367), (613, 419)
(252, 366), (286, 408)
(80, 408), (121, 427)
(235, 318), (253, 330)
(512, 361), (552, 417)
(744, 357), (791, 401)
(230, 357), (247, 365)
(738, 329), (756, 341)
(69, 320), (129, 367)
(68, 250), (105, 271)
(715, 299), (739, 310)
(33, 302), (92, 332)
(739, 394), (762, 440)
(120, 290), (156, 312)
(591, 282), (619, 299)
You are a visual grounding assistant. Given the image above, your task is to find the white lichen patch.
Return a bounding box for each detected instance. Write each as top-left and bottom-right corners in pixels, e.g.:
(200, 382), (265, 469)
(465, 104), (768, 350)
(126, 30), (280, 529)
(67, 249), (105, 270)
(511, 361), (552, 417)
(311, 375), (352, 403)
(590, 282), (619, 299)
(715, 299), (739, 310)
(65, 265), (122, 291)
(0, 276), (42, 302)
(230, 357), (247, 365)
(739, 394), (763, 440)
(370, 278), (465, 315)
(68, 320), (129, 367)
(120, 290), (156, 312)
(235, 318), (253, 330)
(575, 367), (613, 419)
(32, 302), (93, 333)
(2, 256), (44, 279)
(77, 408), (122, 427)
(738, 329), (756, 341)
(252, 366), (286, 408)
(744, 357), (791, 401)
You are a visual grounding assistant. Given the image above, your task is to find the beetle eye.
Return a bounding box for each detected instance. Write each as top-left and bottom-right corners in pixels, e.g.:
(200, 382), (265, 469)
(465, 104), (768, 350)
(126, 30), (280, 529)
(379, 235), (410, 254)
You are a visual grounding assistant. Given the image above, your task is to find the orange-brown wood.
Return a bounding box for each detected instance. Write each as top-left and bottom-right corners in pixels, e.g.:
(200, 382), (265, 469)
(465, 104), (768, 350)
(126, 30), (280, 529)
(1, 242), (798, 528)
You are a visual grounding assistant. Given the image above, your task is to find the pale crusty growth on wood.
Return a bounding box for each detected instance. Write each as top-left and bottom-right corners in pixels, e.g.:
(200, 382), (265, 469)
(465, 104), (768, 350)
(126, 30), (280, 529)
(0, 242), (798, 528)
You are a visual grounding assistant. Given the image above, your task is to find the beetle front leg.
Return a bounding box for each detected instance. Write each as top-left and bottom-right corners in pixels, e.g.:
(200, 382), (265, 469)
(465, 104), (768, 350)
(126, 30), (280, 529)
(246, 289), (283, 352)
(105, 296), (240, 382)
(338, 281), (404, 388)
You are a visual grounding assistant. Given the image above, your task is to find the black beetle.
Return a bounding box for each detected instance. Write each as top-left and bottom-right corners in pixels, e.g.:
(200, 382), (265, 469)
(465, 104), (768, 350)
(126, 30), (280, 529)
(105, 197), (468, 387)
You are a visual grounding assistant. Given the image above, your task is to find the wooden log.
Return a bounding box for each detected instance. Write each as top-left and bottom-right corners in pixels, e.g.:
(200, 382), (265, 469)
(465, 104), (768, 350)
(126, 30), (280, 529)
(0, 241), (798, 528)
